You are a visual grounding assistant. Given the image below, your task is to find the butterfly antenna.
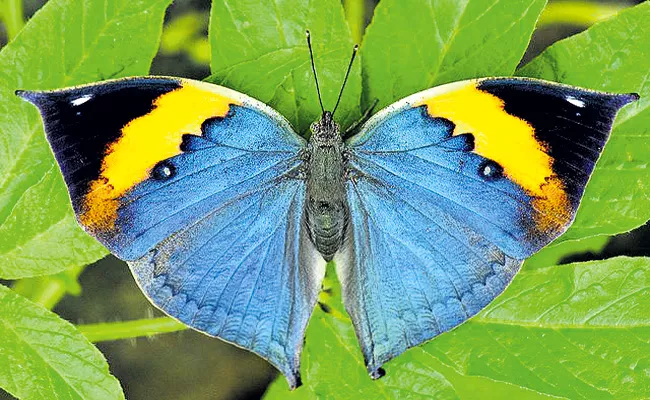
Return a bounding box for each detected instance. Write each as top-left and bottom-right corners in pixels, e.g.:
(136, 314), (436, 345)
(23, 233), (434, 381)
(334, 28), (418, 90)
(332, 44), (359, 117)
(306, 30), (325, 114)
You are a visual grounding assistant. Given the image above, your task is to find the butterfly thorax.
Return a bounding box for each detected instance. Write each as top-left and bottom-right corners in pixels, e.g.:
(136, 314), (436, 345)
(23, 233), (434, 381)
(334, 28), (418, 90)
(305, 111), (349, 261)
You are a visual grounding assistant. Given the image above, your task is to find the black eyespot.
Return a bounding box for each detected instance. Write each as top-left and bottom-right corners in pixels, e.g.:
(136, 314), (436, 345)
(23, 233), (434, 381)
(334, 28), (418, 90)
(151, 161), (176, 180)
(478, 160), (503, 181)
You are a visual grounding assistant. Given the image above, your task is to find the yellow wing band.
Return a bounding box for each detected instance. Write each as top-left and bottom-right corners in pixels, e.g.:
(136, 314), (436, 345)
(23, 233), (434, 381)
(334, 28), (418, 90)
(414, 81), (571, 232)
(81, 80), (240, 231)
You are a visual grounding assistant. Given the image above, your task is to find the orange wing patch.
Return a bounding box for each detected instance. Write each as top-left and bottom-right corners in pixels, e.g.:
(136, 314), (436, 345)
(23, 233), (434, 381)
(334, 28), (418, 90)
(81, 80), (240, 232)
(414, 81), (571, 232)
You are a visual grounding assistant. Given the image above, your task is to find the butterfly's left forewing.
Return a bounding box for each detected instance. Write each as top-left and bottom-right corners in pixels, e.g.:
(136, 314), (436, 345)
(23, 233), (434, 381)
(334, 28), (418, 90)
(20, 77), (323, 388)
(342, 77), (637, 376)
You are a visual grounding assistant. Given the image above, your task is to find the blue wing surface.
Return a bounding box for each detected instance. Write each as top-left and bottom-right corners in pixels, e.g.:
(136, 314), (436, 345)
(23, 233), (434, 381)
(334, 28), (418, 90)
(20, 77), (323, 388)
(129, 177), (323, 389)
(341, 77), (637, 376)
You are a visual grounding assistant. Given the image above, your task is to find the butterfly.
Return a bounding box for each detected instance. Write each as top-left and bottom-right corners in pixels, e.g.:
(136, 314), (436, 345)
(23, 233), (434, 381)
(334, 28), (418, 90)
(17, 31), (638, 389)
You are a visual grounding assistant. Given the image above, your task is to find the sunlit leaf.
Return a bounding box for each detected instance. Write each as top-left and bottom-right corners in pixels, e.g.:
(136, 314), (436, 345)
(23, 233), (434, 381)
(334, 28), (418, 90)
(208, 0), (361, 133)
(0, 284), (124, 399)
(360, 0), (547, 109)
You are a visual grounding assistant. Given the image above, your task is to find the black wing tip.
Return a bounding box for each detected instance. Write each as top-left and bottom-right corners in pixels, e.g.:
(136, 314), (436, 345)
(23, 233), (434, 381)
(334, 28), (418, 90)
(15, 89), (53, 108)
(616, 92), (640, 107)
(15, 89), (37, 102)
(599, 92), (639, 114)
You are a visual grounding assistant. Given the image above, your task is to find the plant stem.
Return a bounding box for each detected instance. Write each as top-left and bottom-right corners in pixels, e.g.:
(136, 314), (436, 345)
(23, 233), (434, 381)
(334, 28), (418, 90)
(343, 0), (365, 44)
(538, 1), (626, 27)
(12, 264), (86, 310)
(1, 0), (25, 40)
(78, 317), (188, 343)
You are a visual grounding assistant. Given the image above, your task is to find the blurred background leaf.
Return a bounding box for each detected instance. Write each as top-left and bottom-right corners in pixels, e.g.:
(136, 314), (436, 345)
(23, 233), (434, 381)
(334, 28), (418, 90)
(159, 11), (210, 66)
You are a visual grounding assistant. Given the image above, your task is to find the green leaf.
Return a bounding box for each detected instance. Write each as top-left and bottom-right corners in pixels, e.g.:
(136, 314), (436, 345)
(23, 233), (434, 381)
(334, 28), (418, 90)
(264, 312), (557, 400)
(207, 0), (361, 134)
(430, 256), (650, 399)
(360, 0), (547, 109)
(0, 0), (173, 279)
(266, 257), (650, 399)
(0, 168), (105, 279)
(0, 284), (124, 400)
(517, 1), (650, 241)
(524, 234), (609, 269)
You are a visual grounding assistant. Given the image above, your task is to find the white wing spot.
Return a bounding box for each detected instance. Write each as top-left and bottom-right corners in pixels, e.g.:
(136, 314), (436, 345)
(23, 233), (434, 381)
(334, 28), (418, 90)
(483, 165), (493, 176)
(71, 94), (93, 106)
(566, 96), (586, 108)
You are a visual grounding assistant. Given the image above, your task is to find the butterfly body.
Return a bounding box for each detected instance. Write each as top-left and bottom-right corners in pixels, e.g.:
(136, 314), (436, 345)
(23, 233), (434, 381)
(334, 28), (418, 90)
(18, 75), (638, 389)
(305, 111), (348, 261)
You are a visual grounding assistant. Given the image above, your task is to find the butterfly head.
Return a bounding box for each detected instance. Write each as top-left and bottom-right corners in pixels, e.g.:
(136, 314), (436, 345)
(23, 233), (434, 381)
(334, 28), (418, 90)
(310, 110), (340, 141)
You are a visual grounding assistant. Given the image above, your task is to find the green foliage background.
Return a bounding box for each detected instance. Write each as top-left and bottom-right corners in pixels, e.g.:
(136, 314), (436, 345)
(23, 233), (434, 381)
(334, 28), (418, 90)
(0, 0), (649, 399)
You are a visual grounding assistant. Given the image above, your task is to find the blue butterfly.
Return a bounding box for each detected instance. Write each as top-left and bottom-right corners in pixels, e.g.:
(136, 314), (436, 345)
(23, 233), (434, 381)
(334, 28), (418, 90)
(18, 32), (637, 388)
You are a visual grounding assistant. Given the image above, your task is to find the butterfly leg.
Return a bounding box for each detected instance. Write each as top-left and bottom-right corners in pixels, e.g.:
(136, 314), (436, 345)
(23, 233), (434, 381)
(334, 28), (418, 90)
(343, 156), (386, 190)
(343, 98), (379, 140)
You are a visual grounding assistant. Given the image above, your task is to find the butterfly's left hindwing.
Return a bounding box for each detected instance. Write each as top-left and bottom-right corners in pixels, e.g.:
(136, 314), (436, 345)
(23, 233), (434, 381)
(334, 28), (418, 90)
(19, 77), (322, 388)
(343, 77), (637, 376)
